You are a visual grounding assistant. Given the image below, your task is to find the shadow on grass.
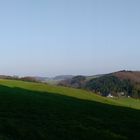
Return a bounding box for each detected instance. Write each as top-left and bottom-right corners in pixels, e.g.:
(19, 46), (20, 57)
(0, 85), (139, 140)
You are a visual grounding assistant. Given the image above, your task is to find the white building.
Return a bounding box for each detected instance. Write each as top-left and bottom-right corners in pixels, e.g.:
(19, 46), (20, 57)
(107, 93), (113, 98)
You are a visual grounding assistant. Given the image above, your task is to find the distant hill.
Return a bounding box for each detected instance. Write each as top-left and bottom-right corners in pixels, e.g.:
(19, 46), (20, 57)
(0, 75), (18, 80)
(1, 71), (140, 98)
(58, 71), (140, 98)
(112, 70), (140, 83)
(0, 75), (74, 84)
(0, 75), (40, 83)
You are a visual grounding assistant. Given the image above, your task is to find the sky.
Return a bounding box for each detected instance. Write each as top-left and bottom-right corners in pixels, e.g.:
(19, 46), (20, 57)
(0, 0), (140, 77)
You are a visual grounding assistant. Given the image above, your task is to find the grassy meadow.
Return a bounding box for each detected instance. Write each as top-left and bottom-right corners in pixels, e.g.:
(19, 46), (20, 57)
(0, 79), (139, 140)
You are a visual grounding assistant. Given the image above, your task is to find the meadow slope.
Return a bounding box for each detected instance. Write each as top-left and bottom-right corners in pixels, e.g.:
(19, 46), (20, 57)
(0, 79), (140, 140)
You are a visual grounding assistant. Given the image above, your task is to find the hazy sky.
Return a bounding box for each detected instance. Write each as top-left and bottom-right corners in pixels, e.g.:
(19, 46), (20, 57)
(0, 0), (140, 76)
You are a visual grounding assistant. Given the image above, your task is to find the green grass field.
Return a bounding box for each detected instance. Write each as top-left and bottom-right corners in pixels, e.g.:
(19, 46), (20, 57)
(0, 79), (140, 140)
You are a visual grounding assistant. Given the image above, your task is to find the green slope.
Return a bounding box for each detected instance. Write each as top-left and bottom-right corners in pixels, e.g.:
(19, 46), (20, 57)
(0, 79), (140, 140)
(0, 79), (140, 109)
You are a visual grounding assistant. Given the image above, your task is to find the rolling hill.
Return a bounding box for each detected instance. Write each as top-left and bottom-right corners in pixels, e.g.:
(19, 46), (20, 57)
(112, 70), (140, 83)
(0, 79), (140, 140)
(59, 71), (140, 98)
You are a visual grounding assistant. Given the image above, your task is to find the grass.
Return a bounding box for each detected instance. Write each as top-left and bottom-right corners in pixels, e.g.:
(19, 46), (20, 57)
(0, 79), (140, 140)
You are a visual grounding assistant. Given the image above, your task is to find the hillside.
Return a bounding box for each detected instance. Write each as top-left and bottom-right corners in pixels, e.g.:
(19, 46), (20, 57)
(0, 79), (140, 140)
(113, 71), (140, 83)
(59, 71), (140, 98)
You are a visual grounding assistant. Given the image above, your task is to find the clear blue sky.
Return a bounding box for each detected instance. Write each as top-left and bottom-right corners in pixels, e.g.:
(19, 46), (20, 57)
(0, 0), (140, 76)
